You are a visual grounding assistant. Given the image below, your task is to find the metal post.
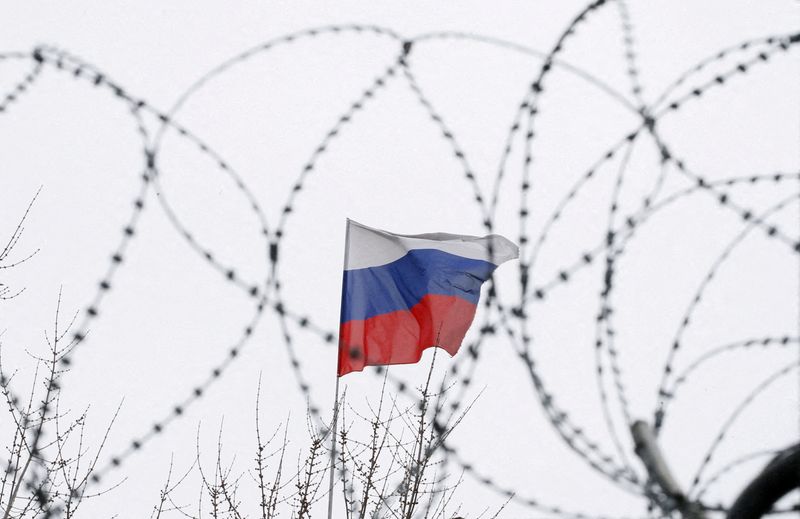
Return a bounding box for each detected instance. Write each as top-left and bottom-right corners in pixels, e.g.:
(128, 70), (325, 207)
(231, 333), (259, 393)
(631, 420), (707, 519)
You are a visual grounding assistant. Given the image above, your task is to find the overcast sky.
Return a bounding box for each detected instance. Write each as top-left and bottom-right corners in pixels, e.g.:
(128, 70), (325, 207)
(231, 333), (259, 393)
(1, 1), (799, 517)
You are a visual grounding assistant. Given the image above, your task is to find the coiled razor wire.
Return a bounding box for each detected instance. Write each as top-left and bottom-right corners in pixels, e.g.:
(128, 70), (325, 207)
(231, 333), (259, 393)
(1, 2), (798, 516)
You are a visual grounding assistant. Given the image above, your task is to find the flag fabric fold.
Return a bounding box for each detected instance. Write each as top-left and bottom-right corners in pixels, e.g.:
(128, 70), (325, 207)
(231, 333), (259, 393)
(337, 219), (518, 377)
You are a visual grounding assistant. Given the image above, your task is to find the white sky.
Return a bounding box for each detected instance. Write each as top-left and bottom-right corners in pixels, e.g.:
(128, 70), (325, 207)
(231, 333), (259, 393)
(1, 1), (799, 517)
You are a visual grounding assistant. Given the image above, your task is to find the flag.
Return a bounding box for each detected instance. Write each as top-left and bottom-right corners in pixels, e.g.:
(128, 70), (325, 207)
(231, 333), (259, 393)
(337, 219), (518, 377)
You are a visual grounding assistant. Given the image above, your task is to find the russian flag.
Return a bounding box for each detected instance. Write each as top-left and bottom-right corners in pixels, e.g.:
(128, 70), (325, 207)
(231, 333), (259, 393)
(338, 219), (518, 377)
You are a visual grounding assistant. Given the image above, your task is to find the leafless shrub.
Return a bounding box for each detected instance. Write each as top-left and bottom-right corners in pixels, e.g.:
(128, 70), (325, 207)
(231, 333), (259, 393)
(0, 289), (120, 519)
(0, 188), (41, 301)
(337, 352), (478, 519)
(149, 357), (485, 518)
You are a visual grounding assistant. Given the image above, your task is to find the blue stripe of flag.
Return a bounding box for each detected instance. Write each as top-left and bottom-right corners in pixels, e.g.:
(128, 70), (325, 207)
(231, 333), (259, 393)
(341, 249), (497, 323)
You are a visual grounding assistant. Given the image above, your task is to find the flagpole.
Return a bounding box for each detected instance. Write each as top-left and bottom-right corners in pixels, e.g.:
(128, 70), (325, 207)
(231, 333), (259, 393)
(326, 375), (340, 519)
(328, 218), (351, 519)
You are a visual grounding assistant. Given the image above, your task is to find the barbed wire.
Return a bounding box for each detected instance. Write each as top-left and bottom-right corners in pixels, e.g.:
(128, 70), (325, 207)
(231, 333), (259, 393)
(1, 1), (798, 516)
